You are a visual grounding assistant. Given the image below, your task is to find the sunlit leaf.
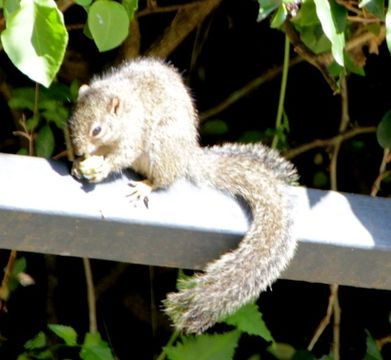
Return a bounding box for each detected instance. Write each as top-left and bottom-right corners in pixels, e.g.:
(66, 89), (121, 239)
(164, 330), (241, 360)
(271, 4), (287, 28)
(386, 3), (391, 54)
(359, 0), (385, 19)
(222, 303), (273, 340)
(363, 330), (383, 360)
(48, 324), (78, 346)
(1, 0), (68, 87)
(88, 0), (129, 52)
(257, 0), (281, 22)
(121, 0), (138, 20)
(314, 0), (346, 65)
(376, 110), (391, 149)
(24, 331), (47, 350)
(80, 332), (114, 360)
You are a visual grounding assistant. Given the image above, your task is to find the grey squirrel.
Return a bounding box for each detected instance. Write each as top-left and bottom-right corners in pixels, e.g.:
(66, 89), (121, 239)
(69, 57), (298, 334)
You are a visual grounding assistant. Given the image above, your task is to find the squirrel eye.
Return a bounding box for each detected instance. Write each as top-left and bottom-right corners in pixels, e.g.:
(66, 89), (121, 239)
(91, 126), (102, 137)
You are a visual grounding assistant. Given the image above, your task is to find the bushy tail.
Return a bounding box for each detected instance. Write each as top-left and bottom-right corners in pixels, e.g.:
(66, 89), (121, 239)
(164, 143), (298, 334)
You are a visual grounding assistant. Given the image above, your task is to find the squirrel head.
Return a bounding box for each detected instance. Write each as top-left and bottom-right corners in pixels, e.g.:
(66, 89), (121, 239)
(69, 84), (132, 159)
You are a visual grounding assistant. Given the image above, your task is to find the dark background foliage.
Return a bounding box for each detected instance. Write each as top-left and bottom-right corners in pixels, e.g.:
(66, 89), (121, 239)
(0, 0), (390, 359)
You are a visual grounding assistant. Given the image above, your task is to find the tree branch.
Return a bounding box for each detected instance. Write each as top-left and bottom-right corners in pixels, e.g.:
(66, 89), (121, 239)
(146, 0), (221, 58)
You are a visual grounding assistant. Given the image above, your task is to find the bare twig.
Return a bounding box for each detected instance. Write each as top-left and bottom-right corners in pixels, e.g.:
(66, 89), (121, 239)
(346, 25), (386, 53)
(95, 263), (128, 300)
(13, 115), (34, 156)
(347, 16), (381, 24)
(330, 75), (350, 190)
(284, 21), (338, 92)
(376, 334), (391, 349)
(336, 0), (361, 15)
(137, 2), (200, 17)
(201, 23), (385, 121)
(83, 258), (97, 333)
(118, 18), (141, 62)
(327, 76), (350, 360)
(57, 0), (75, 12)
(332, 286), (341, 360)
(370, 148), (390, 197)
(149, 266), (158, 340)
(200, 57), (302, 121)
(146, 0), (221, 58)
(308, 284), (339, 351)
(284, 126), (376, 159)
(307, 76), (350, 358)
(0, 250), (18, 310)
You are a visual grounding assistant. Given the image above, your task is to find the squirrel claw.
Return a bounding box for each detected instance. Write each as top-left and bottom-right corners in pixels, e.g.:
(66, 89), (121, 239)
(127, 179), (153, 208)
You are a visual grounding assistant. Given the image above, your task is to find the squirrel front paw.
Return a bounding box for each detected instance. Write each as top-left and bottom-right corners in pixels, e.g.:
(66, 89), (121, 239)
(127, 179), (153, 208)
(72, 155), (111, 183)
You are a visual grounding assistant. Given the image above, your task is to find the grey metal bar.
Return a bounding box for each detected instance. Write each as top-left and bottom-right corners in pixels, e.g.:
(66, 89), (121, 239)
(0, 153), (390, 289)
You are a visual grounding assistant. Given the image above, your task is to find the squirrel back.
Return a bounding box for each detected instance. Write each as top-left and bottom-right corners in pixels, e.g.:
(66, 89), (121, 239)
(68, 57), (298, 334)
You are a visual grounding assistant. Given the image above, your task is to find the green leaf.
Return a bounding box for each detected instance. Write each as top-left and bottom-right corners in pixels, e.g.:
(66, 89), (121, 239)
(88, 0), (130, 52)
(239, 130), (264, 143)
(1, 0), (68, 87)
(271, 4), (287, 29)
(376, 110), (391, 149)
(24, 331), (47, 350)
(48, 324), (78, 346)
(70, 80), (81, 101)
(313, 170), (329, 187)
(75, 0), (93, 6)
(257, 0), (281, 22)
(201, 119), (229, 135)
(16, 354), (30, 360)
(359, 0), (385, 19)
(344, 52), (365, 76)
(299, 25), (331, 54)
(363, 330), (383, 360)
(26, 115), (41, 132)
(268, 342), (296, 360)
(164, 330), (241, 360)
(3, 0), (21, 17)
(36, 124), (55, 158)
(293, 1), (331, 54)
(121, 0), (138, 20)
(292, 0), (319, 26)
(80, 332), (114, 360)
(313, 0), (346, 66)
(5, 257), (28, 291)
(386, 2), (391, 54)
(9, 87), (36, 110)
(222, 303), (273, 341)
(12, 257), (27, 275)
(42, 82), (72, 102)
(42, 107), (69, 129)
(17, 147), (29, 155)
(292, 350), (317, 360)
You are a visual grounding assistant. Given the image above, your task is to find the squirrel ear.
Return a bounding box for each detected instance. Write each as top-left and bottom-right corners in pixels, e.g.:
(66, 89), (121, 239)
(108, 97), (122, 116)
(78, 84), (90, 97)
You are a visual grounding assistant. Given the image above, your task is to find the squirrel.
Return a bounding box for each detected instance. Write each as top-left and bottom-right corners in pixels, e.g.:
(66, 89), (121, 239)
(68, 57), (299, 334)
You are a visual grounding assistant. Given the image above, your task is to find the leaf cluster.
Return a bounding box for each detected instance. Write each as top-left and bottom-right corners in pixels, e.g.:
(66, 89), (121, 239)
(162, 302), (387, 360)
(17, 325), (114, 360)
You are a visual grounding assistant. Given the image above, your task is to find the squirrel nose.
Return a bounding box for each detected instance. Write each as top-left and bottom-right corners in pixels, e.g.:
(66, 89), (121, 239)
(87, 143), (97, 155)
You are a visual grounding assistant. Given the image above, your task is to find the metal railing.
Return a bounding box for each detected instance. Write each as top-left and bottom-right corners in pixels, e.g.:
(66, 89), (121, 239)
(0, 153), (390, 290)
